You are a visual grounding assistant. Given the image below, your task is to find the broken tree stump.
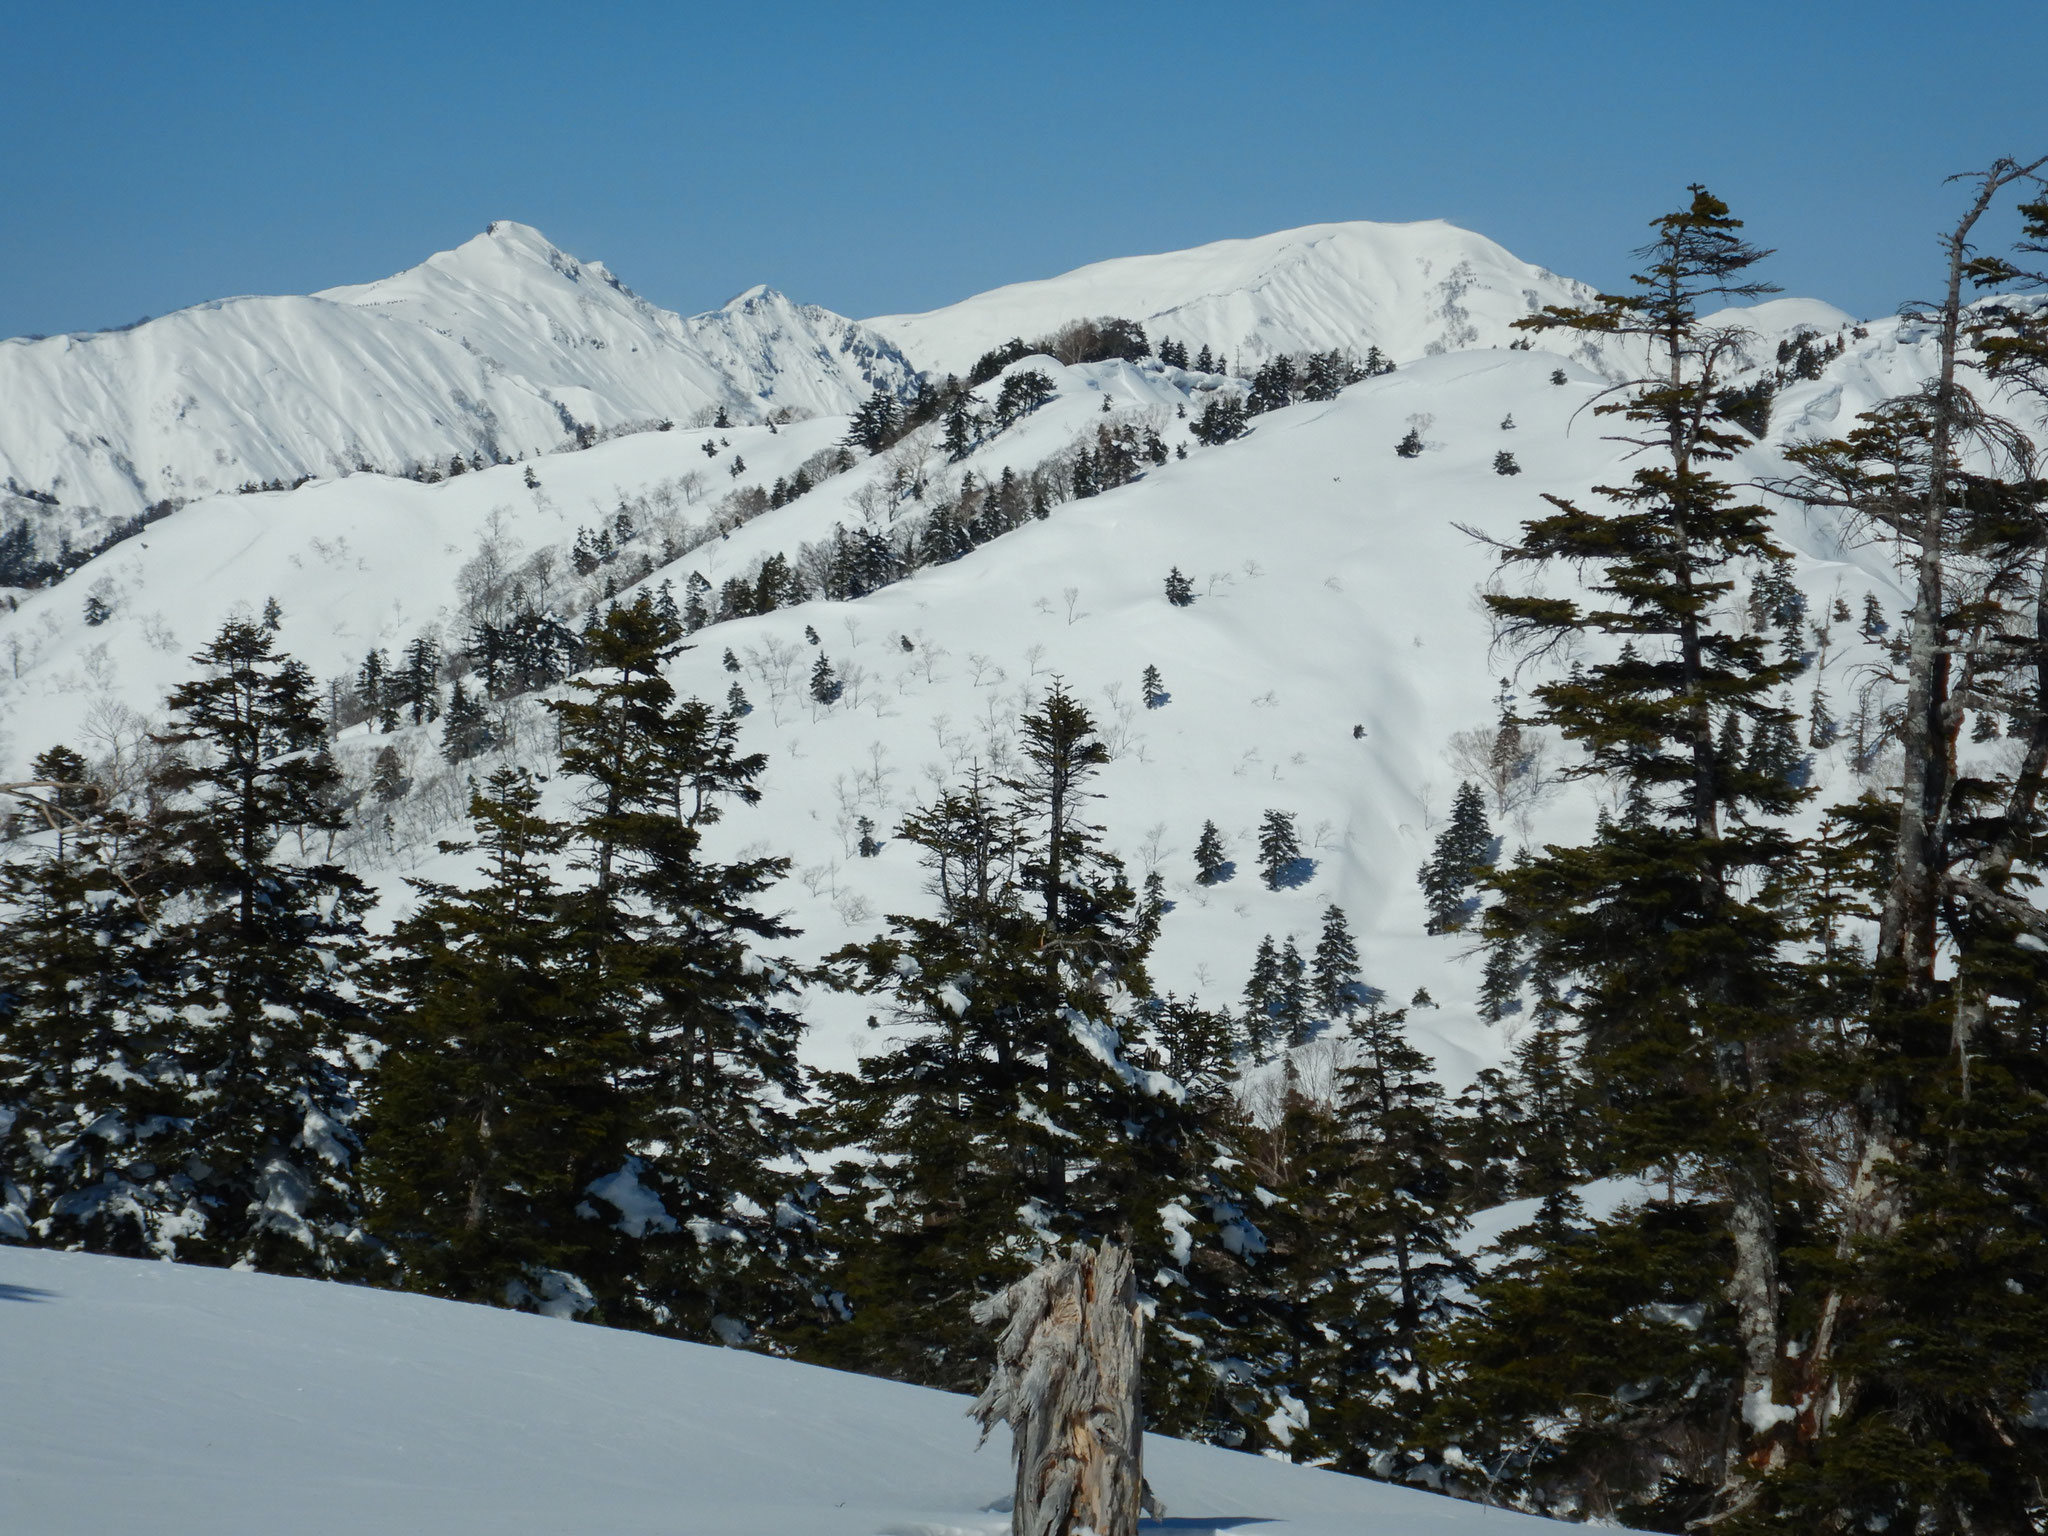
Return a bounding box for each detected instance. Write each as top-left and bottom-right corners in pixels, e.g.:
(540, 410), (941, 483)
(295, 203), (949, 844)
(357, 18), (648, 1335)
(969, 1240), (1148, 1536)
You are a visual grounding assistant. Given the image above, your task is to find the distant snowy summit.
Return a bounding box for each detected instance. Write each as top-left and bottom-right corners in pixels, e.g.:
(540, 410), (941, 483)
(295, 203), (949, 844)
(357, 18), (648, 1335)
(863, 219), (1601, 376)
(0, 220), (914, 535)
(0, 215), (1847, 553)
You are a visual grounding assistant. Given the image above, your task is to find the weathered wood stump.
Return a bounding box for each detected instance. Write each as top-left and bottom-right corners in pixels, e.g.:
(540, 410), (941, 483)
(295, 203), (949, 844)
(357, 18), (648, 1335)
(969, 1240), (1149, 1536)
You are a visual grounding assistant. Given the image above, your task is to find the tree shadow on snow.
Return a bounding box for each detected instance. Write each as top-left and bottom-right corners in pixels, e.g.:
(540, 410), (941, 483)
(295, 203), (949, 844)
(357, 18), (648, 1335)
(1272, 857), (1317, 890)
(1140, 1521), (1274, 1532)
(0, 1283), (55, 1303)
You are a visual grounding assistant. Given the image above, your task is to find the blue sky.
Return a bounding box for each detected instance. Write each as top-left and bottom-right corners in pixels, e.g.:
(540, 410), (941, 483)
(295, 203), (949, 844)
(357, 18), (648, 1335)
(5, 1), (2043, 338)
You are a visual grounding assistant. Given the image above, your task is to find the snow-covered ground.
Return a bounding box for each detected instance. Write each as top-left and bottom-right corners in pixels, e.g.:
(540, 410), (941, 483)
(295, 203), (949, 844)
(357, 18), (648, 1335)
(0, 1245), (1569, 1536)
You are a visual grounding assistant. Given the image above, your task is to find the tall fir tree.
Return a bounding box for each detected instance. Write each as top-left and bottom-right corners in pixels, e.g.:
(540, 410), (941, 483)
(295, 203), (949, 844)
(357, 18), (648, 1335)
(1440, 187), (1816, 1520)
(147, 618), (380, 1275)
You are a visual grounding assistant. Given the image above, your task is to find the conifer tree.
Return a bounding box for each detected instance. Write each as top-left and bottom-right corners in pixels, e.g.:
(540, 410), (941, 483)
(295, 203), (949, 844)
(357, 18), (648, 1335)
(1141, 664), (1167, 709)
(0, 755), (182, 1256)
(1193, 819), (1229, 884)
(439, 678), (495, 764)
(1444, 186), (1813, 1517)
(1272, 937), (1310, 1048)
(147, 617), (380, 1275)
(546, 592), (812, 1339)
(1164, 568), (1196, 606)
(813, 693), (1235, 1414)
(810, 653), (841, 705)
(1418, 782), (1494, 934)
(1257, 809), (1301, 889)
(1305, 1000), (1473, 1476)
(364, 768), (618, 1311)
(1241, 934), (1282, 1058)
(1310, 904), (1366, 1021)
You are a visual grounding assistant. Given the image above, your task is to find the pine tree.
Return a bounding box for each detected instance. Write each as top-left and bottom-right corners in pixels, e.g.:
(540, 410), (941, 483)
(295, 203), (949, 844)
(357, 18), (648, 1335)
(370, 745), (408, 803)
(146, 618), (380, 1275)
(1395, 428), (1424, 458)
(439, 679), (495, 765)
(942, 394), (975, 462)
(1310, 904), (1366, 1022)
(1257, 810), (1301, 889)
(356, 647), (389, 724)
(1193, 819), (1229, 885)
(811, 698), (1234, 1416)
(1493, 450), (1521, 476)
(1272, 937), (1310, 1047)
(0, 752), (183, 1256)
(1141, 664), (1168, 708)
(1442, 186), (1812, 1518)
(1164, 568), (1196, 606)
(1418, 781), (1495, 934)
(1241, 935), (1282, 1058)
(809, 653), (841, 705)
(364, 768), (617, 1310)
(1304, 1000), (1474, 1476)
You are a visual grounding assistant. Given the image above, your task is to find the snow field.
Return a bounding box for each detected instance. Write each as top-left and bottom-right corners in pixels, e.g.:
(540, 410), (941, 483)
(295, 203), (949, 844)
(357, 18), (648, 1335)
(0, 1244), (1572, 1535)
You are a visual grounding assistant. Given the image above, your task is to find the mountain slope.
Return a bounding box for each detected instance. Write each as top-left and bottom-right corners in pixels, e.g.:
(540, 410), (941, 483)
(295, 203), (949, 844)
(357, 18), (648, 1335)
(864, 220), (1601, 376)
(0, 1244), (1569, 1535)
(0, 221), (912, 536)
(0, 318), (1922, 1086)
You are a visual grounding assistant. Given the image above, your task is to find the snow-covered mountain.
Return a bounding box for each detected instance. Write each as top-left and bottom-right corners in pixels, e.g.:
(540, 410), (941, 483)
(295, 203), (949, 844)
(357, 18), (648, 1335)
(0, 300), (1909, 1082)
(0, 1244), (1568, 1535)
(864, 220), (1602, 377)
(0, 221), (913, 538)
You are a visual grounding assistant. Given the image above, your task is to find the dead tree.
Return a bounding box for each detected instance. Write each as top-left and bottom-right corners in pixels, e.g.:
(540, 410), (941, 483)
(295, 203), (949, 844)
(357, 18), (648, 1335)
(969, 1241), (1150, 1536)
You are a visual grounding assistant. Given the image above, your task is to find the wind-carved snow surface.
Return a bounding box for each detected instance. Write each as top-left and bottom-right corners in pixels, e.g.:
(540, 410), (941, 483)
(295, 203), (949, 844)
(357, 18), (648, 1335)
(0, 221), (914, 532)
(863, 220), (1602, 376)
(0, 1245), (1572, 1535)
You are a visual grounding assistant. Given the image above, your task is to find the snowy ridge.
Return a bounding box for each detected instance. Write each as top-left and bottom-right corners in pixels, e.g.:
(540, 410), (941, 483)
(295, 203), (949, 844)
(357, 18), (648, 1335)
(864, 220), (1602, 376)
(0, 221), (913, 532)
(0, 1245), (1568, 1535)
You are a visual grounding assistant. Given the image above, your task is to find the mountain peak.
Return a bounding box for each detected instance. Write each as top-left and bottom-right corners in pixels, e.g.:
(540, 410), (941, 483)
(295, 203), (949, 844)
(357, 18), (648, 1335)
(864, 218), (1597, 376)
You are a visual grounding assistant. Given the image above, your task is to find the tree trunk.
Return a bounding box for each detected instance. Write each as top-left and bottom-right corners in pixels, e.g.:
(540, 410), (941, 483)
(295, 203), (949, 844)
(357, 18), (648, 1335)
(970, 1241), (1148, 1536)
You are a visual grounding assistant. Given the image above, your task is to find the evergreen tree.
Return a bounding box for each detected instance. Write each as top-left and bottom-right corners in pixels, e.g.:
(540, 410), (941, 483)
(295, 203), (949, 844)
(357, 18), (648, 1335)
(1304, 1000), (1474, 1475)
(1310, 904), (1366, 1021)
(812, 694), (1243, 1425)
(370, 745), (408, 803)
(0, 753), (183, 1256)
(1193, 819), (1229, 885)
(1141, 663), (1168, 708)
(1164, 568), (1197, 606)
(1493, 450), (1521, 476)
(146, 618), (380, 1275)
(809, 653), (841, 705)
(398, 637), (442, 725)
(942, 394), (975, 462)
(1257, 809), (1301, 889)
(1395, 428), (1424, 458)
(1272, 937), (1310, 1047)
(1242, 934), (1282, 1058)
(1418, 782), (1494, 934)
(439, 679), (495, 765)
(364, 768), (618, 1311)
(356, 647), (389, 723)
(1440, 186), (1812, 1519)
